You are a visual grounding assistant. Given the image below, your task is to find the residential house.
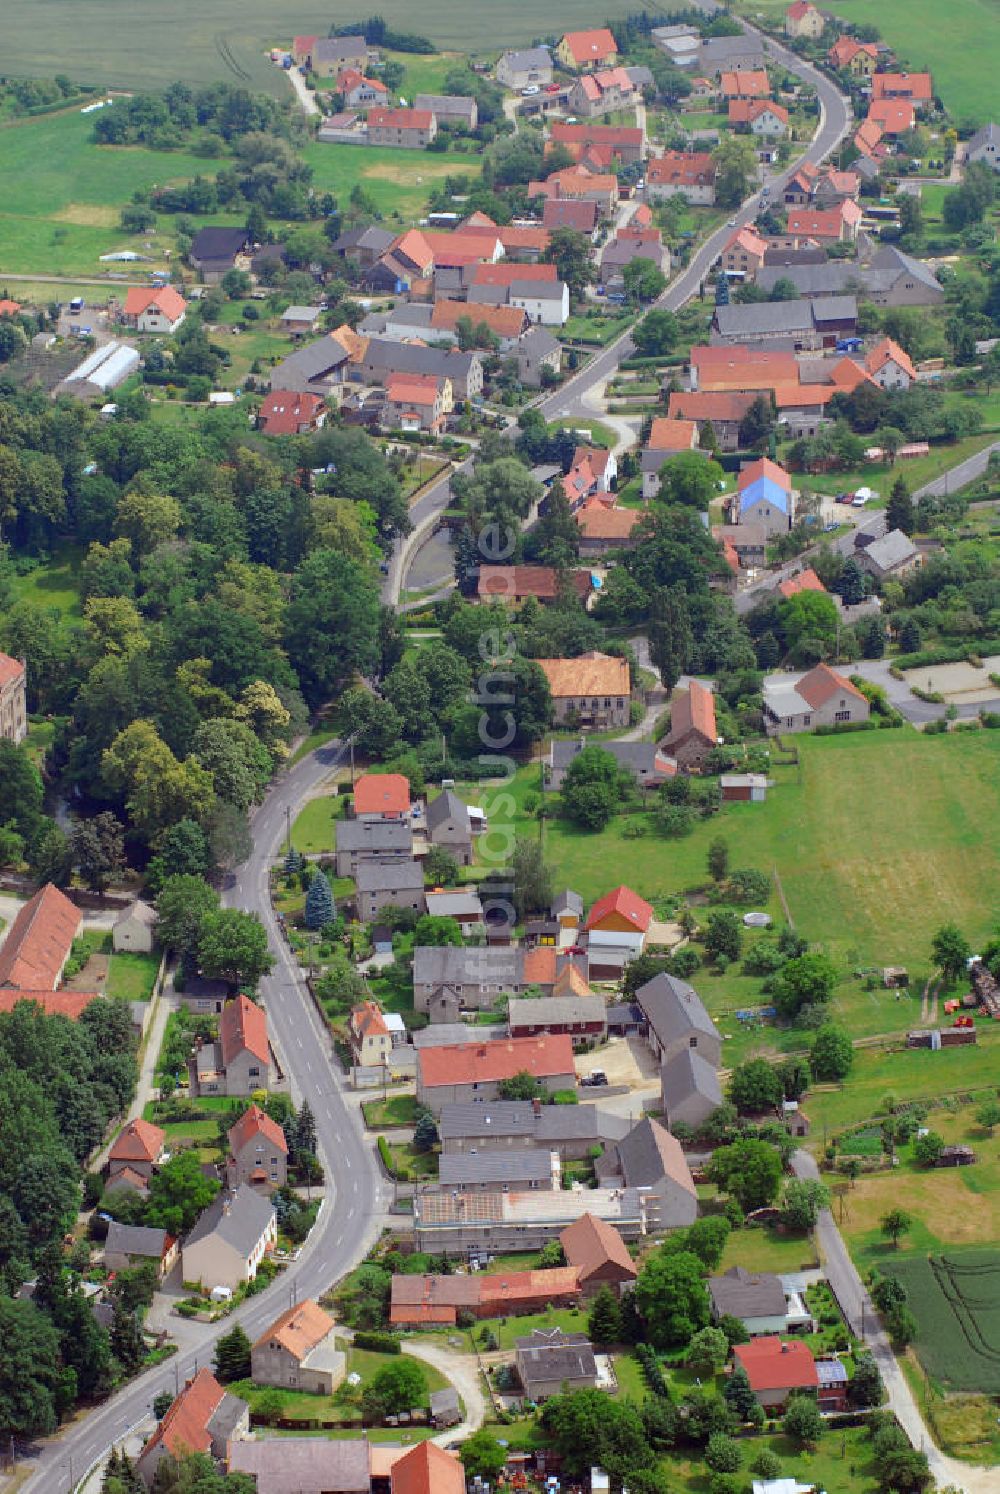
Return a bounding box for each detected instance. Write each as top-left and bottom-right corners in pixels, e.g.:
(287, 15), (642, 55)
(309, 35), (371, 76)
(641, 416), (699, 498)
(574, 500), (643, 556)
(335, 819), (412, 878)
(426, 789), (473, 865)
(543, 197), (601, 234)
(477, 565), (593, 605)
(390, 1266), (580, 1327)
(367, 107), (437, 148)
(585, 885), (654, 957)
(712, 296), (858, 350)
(549, 121), (645, 166)
(0, 652), (27, 743)
(226, 1103), (288, 1192)
(730, 99), (789, 136)
(430, 297), (527, 350)
(813, 168), (861, 205)
(663, 679), (718, 770)
(229, 1440), (370, 1494)
(568, 67), (637, 120)
(710, 1266), (807, 1336)
(827, 36), (878, 75)
(383, 372), (452, 434)
(137, 1369), (248, 1487)
(251, 1300), (345, 1395)
(722, 226), (768, 280)
(536, 652), (631, 729)
(698, 35), (768, 75)
(733, 1337), (820, 1410)
(517, 326), (563, 387)
(712, 522), (769, 569)
(562, 443), (617, 504)
(189, 993), (271, 1098)
(857, 244), (944, 307)
(560, 1213), (637, 1297)
(361, 340), (484, 401)
(516, 1328), (599, 1399)
(786, 201), (862, 243)
(439, 1098), (627, 1162)
(349, 1001), (393, 1072)
(188, 226), (250, 282)
(415, 1034), (577, 1111)
(777, 566), (827, 600)
(661, 1046), (723, 1129)
(871, 72), (934, 110)
(785, 0), (824, 38)
(497, 47), (553, 90)
(763, 662), (871, 734)
(557, 28), (620, 72)
(967, 122), (1000, 171)
(257, 390), (328, 436)
(548, 738), (675, 792)
(668, 390), (754, 451)
(336, 68), (388, 107)
(530, 167), (619, 218)
(121, 286), (187, 334)
(280, 305), (324, 337)
(268, 336), (349, 399)
(104, 1222), (178, 1278)
(596, 1116), (699, 1230)
(866, 336), (915, 390)
(415, 94), (478, 129)
(600, 230), (669, 298)
(108, 1118), (165, 1184)
(734, 456), (795, 535)
(355, 859), (426, 922)
(182, 1184), (277, 1292)
(690, 345), (799, 392)
(438, 1148), (558, 1193)
(854, 528), (921, 581)
(354, 772), (411, 821)
(412, 944), (522, 1015)
(291, 35), (316, 64)
(646, 151), (717, 206)
(112, 899), (156, 954)
(331, 224), (397, 267)
(508, 990), (608, 1045)
(867, 98), (915, 134)
(719, 69), (770, 100)
(635, 971), (723, 1066)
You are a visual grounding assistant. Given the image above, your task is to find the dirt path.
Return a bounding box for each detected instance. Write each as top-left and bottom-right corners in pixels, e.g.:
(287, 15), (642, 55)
(401, 1339), (486, 1444)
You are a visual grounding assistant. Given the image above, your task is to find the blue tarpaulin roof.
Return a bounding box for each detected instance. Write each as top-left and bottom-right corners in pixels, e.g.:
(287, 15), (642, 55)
(740, 476), (789, 514)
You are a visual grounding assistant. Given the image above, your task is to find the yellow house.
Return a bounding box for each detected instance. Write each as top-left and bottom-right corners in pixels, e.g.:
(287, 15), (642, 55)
(556, 28), (619, 73)
(785, 1), (824, 40)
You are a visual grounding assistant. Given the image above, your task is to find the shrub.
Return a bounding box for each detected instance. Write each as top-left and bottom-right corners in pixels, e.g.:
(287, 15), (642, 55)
(353, 1331), (400, 1354)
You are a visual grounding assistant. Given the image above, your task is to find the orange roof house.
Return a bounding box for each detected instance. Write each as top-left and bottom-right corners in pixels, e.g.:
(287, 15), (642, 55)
(777, 567), (826, 600)
(122, 285), (187, 329)
(219, 993), (270, 1070)
(137, 1369), (243, 1484)
(558, 28), (620, 71)
(392, 1440), (466, 1494)
(797, 662), (868, 711)
(560, 1212), (637, 1294)
(109, 1118), (165, 1175)
(354, 772), (412, 819)
(729, 99), (789, 128)
(585, 886), (654, 936)
(0, 990), (100, 1020)
(253, 1298), (334, 1361)
(477, 565), (593, 604)
(228, 1103), (287, 1161)
(0, 883), (81, 990)
(0, 299), (22, 316)
(871, 72), (933, 105)
(536, 652), (631, 704)
(865, 336), (916, 387)
(854, 117), (885, 158)
(828, 36), (878, 71)
(575, 501), (642, 547)
(738, 456), (792, 494)
(691, 345), (799, 392)
(647, 416), (699, 452)
(417, 1035), (576, 1097)
(867, 98), (915, 134)
(786, 201), (861, 241)
(663, 679), (718, 769)
(431, 298), (527, 343)
(258, 390), (326, 436)
(719, 69), (770, 99)
(734, 1337), (819, 1406)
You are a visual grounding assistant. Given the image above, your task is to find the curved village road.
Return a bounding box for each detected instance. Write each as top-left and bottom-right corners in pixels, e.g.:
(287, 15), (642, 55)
(381, 23), (853, 606)
(20, 741), (392, 1494)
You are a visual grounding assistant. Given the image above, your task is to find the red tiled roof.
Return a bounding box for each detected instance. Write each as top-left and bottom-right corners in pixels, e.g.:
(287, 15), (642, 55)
(729, 98), (789, 125)
(417, 1034), (575, 1089)
(647, 151), (716, 188)
(561, 28), (618, 65)
(734, 1337), (819, 1393)
(772, 383), (836, 409)
(390, 228), (435, 273)
(668, 678), (718, 747)
(123, 285), (187, 320)
(866, 336), (916, 382)
(549, 122), (642, 149)
(0, 651), (25, 688)
(786, 204), (856, 238)
(0, 299), (23, 316)
(228, 1102), (287, 1157)
(777, 567), (826, 600)
(351, 1000), (391, 1039)
(786, 0), (817, 19)
(575, 501), (642, 541)
(536, 652), (629, 699)
(828, 35), (877, 66)
(0, 883), (81, 990)
(739, 456), (792, 492)
(668, 391), (755, 423)
(354, 773), (411, 816)
(542, 198), (600, 231)
(478, 565), (592, 602)
(585, 885), (653, 933)
(141, 1368), (227, 1463)
(219, 993), (269, 1068)
(867, 99), (915, 134)
(796, 662), (866, 709)
(872, 71), (933, 102)
(368, 107), (434, 130)
(720, 69), (770, 98)
(254, 1298), (333, 1359)
(432, 298), (526, 339)
(560, 1212), (637, 1280)
(854, 118), (884, 156)
(471, 262), (558, 286)
(386, 372), (442, 407)
(692, 346), (799, 392)
(478, 1265), (581, 1307)
(647, 417), (698, 452)
(724, 226), (768, 259)
(259, 390), (325, 436)
(0, 990), (100, 1020)
(521, 946), (558, 985)
(392, 1441), (465, 1494)
(110, 1118), (165, 1166)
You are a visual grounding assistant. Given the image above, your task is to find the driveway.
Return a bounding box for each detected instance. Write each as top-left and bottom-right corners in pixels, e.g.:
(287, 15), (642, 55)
(401, 1340), (486, 1444)
(286, 65), (320, 117)
(792, 1151), (993, 1493)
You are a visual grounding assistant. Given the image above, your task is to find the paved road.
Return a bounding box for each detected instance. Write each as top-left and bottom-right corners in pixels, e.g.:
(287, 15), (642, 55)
(792, 1152), (990, 1493)
(914, 439), (1000, 498)
(20, 742), (391, 1494)
(382, 22), (852, 604)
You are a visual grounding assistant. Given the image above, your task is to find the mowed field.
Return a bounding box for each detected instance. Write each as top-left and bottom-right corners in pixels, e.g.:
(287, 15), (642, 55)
(736, 0), (998, 121)
(0, 110), (212, 275)
(2, 0), (640, 94)
(303, 140), (480, 221)
(887, 1250), (1000, 1393)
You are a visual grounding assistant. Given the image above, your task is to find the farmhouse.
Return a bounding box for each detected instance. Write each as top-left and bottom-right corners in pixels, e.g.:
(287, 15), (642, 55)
(547, 738), (675, 791)
(668, 391), (754, 451)
(662, 679), (718, 769)
(188, 226), (250, 283)
(574, 500), (643, 556)
(367, 107), (437, 149)
(636, 972), (722, 1067)
(251, 1300), (345, 1396)
(414, 94), (478, 129)
(0, 881), (82, 990)
(309, 36), (371, 76)
(596, 1116), (699, 1231)
(104, 1222), (178, 1278)
(536, 652), (631, 729)
(507, 992), (608, 1045)
(855, 528), (921, 581)
(268, 337), (349, 399)
(437, 1148), (558, 1193)
(439, 1099), (627, 1162)
(413, 1181), (652, 1252)
(415, 1034), (577, 1111)
(763, 662), (871, 734)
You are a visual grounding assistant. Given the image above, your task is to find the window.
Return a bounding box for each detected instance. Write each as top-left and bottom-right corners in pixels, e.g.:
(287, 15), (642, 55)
(249, 1066), (260, 1078)
(835, 709), (851, 721)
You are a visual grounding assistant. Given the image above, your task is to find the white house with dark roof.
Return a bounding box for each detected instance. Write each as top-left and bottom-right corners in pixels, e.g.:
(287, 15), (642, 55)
(967, 122), (1000, 171)
(762, 662), (870, 735)
(182, 1185), (277, 1293)
(709, 1265), (811, 1335)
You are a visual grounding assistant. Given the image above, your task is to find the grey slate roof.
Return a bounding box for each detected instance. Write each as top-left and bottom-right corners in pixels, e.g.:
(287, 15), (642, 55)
(860, 528), (918, 572)
(812, 295), (858, 325)
(229, 1437), (371, 1494)
(363, 338), (481, 381)
(438, 1099), (625, 1143)
(967, 121), (1000, 156)
(439, 1148), (553, 1186)
(509, 994), (607, 1029)
(517, 327), (561, 360)
(863, 243), (943, 296)
(271, 336), (348, 382)
(601, 1116), (696, 1195)
(336, 819), (412, 853)
(105, 1222), (167, 1259)
(661, 1045), (723, 1110)
(426, 789), (472, 839)
(536, 1104), (629, 1144)
(412, 1023), (478, 1049)
(516, 1328), (597, 1390)
(756, 262), (858, 298)
(551, 740), (670, 779)
(189, 226), (249, 264)
(636, 972), (720, 1048)
(415, 93), (477, 118)
(312, 35), (368, 64)
(413, 944), (520, 987)
(709, 1264), (787, 1319)
(500, 46), (553, 72)
(208, 1392), (249, 1446)
(551, 890), (583, 918)
(184, 1184), (275, 1256)
(355, 858), (424, 894)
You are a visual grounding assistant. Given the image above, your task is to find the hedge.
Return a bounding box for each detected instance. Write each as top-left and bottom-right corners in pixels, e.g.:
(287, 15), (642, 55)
(377, 1135), (394, 1173)
(893, 639), (1000, 671)
(354, 1330), (401, 1353)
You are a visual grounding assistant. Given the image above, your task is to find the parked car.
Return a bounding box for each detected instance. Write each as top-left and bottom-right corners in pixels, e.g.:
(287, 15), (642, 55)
(522, 85), (540, 96)
(581, 1069), (608, 1087)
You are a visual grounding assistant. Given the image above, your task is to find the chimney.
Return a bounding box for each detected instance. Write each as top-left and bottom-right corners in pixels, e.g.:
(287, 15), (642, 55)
(532, 1097), (542, 1117)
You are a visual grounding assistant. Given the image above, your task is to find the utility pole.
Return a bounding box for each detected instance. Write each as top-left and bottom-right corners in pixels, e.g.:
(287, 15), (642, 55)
(285, 805), (292, 859)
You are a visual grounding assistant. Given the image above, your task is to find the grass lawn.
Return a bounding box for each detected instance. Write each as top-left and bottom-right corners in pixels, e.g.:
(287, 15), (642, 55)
(159, 1119), (223, 1144)
(786, 432), (1000, 505)
(362, 1094), (420, 1130)
(495, 1304), (589, 1350)
(289, 724), (339, 767)
(561, 313), (632, 346)
(545, 416), (619, 449)
(290, 793), (342, 855)
(715, 1225), (819, 1276)
(382, 50), (464, 98)
(11, 544), (84, 618)
(106, 951), (160, 1002)
(228, 1342), (450, 1427)
(659, 1424), (880, 1494)
(303, 140), (480, 222)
